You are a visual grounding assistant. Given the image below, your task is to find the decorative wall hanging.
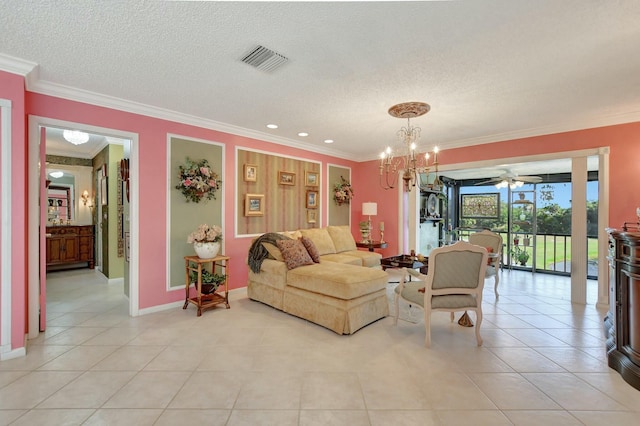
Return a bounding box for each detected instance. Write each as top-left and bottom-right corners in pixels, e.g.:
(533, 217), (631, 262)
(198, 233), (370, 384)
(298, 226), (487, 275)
(244, 164), (257, 182)
(176, 157), (222, 203)
(306, 190), (318, 209)
(305, 171), (319, 187)
(278, 170), (296, 186)
(245, 193), (265, 216)
(333, 176), (354, 205)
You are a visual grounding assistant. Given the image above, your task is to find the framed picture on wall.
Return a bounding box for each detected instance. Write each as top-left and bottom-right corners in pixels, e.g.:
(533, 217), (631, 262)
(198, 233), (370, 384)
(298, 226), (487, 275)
(244, 164), (257, 182)
(245, 193), (265, 216)
(305, 171), (319, 187)
(278, 171), (296, 186)
(306, 190), (318, 209)
(307, 209), (317, 224)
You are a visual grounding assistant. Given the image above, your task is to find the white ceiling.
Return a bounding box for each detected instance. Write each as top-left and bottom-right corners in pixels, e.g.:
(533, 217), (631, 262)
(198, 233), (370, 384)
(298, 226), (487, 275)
(2, 1), (640, 174)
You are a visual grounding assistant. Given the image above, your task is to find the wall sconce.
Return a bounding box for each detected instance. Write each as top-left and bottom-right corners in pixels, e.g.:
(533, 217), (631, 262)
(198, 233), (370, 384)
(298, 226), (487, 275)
(81, 190), (90, 206)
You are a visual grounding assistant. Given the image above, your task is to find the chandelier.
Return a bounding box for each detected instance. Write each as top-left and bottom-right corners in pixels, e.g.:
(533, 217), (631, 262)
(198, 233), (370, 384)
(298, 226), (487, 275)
(379, 102), (440, 191)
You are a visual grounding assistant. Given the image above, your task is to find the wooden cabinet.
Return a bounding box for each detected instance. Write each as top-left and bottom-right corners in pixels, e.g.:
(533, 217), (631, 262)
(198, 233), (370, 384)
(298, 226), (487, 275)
(46, 225), (95, 271)
(606, 227), (640, 391)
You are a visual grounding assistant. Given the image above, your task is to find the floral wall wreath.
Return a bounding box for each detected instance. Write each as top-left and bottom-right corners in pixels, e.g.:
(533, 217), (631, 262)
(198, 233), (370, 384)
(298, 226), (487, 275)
(333, 176), (354, 205)
(175, 157), (222, 203)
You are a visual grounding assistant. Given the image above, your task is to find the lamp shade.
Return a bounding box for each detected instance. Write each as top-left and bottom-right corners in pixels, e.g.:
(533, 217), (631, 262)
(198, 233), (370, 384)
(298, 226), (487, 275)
(362, 202), (377, 216)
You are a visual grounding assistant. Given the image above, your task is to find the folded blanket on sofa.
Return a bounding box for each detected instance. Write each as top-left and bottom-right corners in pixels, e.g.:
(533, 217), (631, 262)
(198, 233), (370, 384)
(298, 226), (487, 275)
(248, 232), (291, 273)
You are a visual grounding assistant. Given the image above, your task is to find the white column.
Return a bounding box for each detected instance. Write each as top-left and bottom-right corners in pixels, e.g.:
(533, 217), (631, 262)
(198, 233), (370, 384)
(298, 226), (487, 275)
(597, 148), (610, 308)
(1, 99), (14, 359)
(571, 156), (588, 304)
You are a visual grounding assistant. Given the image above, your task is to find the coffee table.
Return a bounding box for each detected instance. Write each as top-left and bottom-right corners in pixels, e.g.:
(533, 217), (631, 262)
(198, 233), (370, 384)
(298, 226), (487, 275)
(381, 254), (428, 274)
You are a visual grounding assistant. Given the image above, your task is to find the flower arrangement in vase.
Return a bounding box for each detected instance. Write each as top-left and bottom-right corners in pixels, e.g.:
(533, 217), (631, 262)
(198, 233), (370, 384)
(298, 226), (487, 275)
(333, 176), (354, 205)
(187, 224), (223, 259)
(176, 157), (222, 203)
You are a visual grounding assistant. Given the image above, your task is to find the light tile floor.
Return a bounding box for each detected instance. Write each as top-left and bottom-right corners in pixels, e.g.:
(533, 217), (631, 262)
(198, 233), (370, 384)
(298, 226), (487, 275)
(1, 268), (639, 425)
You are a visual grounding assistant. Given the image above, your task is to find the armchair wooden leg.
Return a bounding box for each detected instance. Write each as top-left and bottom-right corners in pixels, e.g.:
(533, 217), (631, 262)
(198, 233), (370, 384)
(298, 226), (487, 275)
(494, 274), (500, 300)
(475, 309), (483, 346)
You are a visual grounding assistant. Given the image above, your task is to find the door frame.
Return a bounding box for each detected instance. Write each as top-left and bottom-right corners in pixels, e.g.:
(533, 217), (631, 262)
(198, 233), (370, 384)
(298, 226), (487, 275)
(403, 147), (609, 307)
(27, 116), (140, 339)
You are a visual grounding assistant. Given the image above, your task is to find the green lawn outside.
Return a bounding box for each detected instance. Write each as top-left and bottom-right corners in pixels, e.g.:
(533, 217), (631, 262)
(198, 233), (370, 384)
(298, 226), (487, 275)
(498, 233), (599, 269)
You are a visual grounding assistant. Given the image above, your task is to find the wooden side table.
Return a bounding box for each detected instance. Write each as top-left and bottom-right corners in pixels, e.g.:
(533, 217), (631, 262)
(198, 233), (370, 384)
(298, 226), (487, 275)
(183, 255), (230, 316)
(356, 241), (388, 252)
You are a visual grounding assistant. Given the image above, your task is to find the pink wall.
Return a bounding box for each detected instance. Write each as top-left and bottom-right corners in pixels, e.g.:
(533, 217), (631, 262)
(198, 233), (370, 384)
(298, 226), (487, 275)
(3, 66), (640, 354)
(25, 92), (356, 311)
(353, 122), (640, 256)
(0, 71), (27, 351)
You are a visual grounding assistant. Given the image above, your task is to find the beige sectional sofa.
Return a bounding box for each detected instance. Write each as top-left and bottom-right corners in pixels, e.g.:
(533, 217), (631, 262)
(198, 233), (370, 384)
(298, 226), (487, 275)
(247, 226), (389, 334)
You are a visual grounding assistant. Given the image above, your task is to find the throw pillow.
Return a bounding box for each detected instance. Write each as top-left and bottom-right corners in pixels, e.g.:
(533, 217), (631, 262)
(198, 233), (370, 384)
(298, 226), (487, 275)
(262, 242), (284, 262)
(276, 239), (314, 270)
(300, 236), (321, 263)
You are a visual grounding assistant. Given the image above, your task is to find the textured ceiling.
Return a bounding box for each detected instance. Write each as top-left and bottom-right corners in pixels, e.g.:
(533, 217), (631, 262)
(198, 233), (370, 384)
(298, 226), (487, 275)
(2, 0), (640, 165)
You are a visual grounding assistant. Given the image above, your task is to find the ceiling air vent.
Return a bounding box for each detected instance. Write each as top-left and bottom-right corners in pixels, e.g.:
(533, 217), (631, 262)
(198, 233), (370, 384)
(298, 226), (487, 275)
(241, 45), (288, 72)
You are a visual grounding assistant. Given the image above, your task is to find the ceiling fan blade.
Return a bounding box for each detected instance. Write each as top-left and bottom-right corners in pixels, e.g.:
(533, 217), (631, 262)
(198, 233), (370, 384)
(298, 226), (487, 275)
(474, 178), (502, 185)
(517, 175), (543, 183)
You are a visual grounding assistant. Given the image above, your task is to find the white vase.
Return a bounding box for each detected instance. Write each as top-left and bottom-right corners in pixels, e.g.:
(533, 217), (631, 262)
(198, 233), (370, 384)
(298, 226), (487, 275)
(194, 241), (220, 259)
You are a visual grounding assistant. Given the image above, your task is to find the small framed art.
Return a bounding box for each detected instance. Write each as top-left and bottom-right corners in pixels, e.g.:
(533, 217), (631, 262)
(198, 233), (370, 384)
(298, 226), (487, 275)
(278, 171), (296, 186)
(307, 209), (317, 224)
(245, 193), (265, 216)
(305, 171), (319, 187)
(306, 190), (318, 209)
(244, 164), (257, 182)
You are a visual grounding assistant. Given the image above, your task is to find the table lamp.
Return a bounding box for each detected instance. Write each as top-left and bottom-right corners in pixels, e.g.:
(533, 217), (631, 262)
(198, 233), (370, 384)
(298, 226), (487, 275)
(362, 202), (377, 243)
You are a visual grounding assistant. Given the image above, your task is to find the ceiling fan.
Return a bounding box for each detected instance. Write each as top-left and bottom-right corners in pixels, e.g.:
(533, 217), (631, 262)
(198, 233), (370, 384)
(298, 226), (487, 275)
(475, 170), (543, 188)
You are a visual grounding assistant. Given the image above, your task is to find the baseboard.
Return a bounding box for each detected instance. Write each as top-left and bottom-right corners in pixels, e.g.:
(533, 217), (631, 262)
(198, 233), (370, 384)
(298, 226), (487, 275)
(0, 345), (26, 361)
(108, 277), (124, 286)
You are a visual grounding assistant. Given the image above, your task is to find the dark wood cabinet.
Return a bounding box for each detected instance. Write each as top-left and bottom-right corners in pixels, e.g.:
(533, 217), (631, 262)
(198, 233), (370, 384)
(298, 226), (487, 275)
(606, 227), (640, 391)
(46, 225), (95, 271)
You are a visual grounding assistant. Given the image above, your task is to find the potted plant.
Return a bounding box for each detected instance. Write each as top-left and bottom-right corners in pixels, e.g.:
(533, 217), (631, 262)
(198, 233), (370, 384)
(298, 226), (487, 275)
(187, 224), (223, 259)
(510, 246), (530, 266)
(359, 221), (370, 242)
(190, 269), (226, 294)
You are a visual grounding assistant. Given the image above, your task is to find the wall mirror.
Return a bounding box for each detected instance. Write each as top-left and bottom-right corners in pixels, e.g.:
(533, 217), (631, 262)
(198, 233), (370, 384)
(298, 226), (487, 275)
(47, 171), (75, 223)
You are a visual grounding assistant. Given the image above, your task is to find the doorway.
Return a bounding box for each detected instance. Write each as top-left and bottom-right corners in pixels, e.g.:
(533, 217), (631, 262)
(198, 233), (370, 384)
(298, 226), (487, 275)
(403, 148), (610, 307)
(27, 116), (140, 340)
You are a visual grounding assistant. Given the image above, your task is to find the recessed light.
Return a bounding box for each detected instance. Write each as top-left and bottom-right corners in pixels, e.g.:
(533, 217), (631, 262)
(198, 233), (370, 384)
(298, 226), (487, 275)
(266, 124), (278, 129)
(323, 139), (334, 144)
(49, 171), (64, 178)
(298, 132), (309, 137)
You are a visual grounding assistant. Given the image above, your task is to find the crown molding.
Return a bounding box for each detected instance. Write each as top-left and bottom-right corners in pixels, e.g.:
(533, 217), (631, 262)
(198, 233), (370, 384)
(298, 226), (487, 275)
(25, 79), (359, 162)
(0, 53), (37, 77)
(361, 110), (640, 162)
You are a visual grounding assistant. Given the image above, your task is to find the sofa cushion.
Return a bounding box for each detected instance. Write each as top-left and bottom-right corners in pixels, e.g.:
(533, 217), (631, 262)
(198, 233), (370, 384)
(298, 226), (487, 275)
(300, 236), (321, 263)
(277, 239), (314, 270)
(327, 225), (357, 252)
(262, 242), (284, 262)
(300, 228), (337, 255)
(319, 253), (362, 266)
(287, 262), (388, 300)
(339, 250), (382, 267)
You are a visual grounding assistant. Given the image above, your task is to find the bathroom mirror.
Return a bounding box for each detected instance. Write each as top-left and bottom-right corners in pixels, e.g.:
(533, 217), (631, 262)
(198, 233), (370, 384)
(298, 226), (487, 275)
(47, 171), (75, 223)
